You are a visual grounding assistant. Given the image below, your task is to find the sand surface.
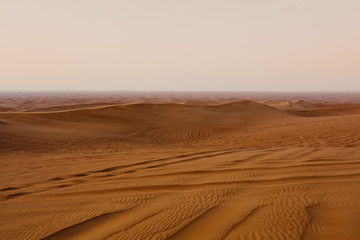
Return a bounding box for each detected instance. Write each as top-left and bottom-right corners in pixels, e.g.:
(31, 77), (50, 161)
(1, 94), (360, 239)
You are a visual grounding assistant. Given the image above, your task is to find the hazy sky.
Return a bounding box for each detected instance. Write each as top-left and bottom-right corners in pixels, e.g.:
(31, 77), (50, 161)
(1, 0), (359, 91)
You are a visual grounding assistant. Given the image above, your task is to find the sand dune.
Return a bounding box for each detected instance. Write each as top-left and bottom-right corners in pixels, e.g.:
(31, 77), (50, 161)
(1, 97), (360, 239)
(0, 100), (292, 150)
(265, 100), (360, 117)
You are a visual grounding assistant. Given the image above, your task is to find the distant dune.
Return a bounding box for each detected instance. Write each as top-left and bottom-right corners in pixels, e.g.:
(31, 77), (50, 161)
(1, 95), (360, 239)
(0, 100), (291, 149)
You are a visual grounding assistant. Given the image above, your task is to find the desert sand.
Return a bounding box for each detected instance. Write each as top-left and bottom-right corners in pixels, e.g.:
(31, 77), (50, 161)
(1, 92), (360, 240)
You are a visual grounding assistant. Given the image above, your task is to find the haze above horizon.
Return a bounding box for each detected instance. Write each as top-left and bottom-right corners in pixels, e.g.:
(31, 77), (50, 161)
(1, 0), (359, 92)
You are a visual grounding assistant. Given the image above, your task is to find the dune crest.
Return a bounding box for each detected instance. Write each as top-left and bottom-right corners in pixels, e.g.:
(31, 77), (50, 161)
(1, 97), (360, 240)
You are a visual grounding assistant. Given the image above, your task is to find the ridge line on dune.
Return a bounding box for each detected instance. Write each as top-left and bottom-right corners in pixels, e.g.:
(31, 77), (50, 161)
(222, 205), (267, 239)
(40, 206), (140, 240)
(0, 99), (289, 115)
(35, 172), (360, 200)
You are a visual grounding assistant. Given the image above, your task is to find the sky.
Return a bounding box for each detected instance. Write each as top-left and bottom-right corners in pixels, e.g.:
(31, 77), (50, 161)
(1, 0), (359, 92)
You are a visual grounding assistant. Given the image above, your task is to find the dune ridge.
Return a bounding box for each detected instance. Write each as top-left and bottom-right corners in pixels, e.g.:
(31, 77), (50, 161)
(1, 98), (360, 239)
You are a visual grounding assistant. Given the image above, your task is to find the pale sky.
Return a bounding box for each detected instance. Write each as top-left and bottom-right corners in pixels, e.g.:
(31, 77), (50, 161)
(1, 0), (359, 91)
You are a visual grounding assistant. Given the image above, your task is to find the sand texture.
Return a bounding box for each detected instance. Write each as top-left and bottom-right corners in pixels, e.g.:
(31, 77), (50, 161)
(1, 97), (360, 240)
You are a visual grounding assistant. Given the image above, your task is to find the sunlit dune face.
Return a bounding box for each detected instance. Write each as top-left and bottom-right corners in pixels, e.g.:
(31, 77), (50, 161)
(2, 95), (360, 239)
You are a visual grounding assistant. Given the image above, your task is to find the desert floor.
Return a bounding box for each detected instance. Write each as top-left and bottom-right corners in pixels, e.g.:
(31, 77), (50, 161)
(1, 93), (360, 240)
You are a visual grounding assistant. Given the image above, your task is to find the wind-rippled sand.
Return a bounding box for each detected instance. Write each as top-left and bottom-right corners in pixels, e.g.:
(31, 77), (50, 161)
(1, 99), (360, 239)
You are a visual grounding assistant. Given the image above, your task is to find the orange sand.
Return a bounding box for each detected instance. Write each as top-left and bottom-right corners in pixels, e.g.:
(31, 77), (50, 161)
(1, 96), (360, 239)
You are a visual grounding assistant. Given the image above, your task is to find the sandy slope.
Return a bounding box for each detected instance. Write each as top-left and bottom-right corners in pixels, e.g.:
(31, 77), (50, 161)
(1, 99), (360, 239)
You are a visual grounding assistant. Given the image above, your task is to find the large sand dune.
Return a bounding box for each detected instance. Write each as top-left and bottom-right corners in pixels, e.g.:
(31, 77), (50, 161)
(1, 96), (360, 239)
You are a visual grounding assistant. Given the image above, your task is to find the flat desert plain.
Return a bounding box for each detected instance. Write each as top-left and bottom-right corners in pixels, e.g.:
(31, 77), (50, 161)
(1, 92), (360, 240)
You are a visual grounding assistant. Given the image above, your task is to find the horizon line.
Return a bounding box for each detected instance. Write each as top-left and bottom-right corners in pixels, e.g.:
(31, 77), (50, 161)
(1, 90), (360, 93)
